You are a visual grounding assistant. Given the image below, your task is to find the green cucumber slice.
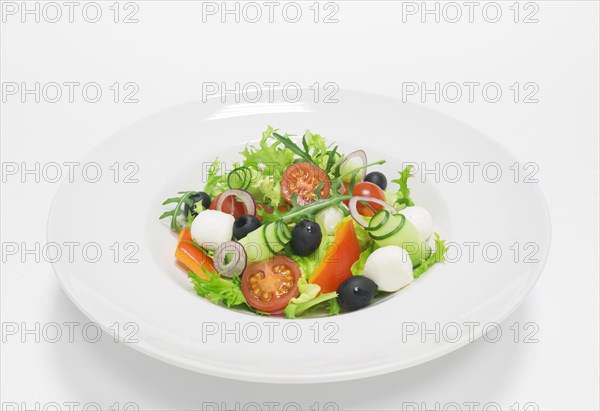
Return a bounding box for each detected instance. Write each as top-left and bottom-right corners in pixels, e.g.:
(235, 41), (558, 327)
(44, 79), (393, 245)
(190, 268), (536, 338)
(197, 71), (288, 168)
(372, 214), (431, 267)
(366, 209), (391, 232)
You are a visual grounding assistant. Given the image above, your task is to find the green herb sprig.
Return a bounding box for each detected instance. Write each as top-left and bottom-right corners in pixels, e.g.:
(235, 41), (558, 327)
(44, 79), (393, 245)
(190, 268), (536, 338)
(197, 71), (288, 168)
(159, 191), (198, 232)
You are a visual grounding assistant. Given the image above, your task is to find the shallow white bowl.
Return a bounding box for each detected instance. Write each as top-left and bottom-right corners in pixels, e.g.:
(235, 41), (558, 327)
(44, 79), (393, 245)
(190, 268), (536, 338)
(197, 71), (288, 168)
(48, 90), (551, 383)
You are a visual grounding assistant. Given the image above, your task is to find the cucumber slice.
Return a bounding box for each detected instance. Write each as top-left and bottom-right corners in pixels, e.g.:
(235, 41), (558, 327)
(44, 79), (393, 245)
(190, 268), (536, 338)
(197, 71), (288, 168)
(369, 212), (405, 240)
(239, 222), (291, 263)
(368, 213), (431, 267)
(366, 209), (390, 232)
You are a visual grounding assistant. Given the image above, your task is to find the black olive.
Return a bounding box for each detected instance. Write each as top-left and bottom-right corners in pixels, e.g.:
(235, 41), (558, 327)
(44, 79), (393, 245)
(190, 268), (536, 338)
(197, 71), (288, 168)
(364, 172), (388, 190)
(337, 276), (378, 312)
(233, 214), (261, 240)
(290, 219), (322, 256)
(184, 192), (211, 217)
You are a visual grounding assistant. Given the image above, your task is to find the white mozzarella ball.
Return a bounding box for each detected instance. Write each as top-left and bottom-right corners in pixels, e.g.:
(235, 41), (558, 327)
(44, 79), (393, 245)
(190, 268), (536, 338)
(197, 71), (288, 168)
(191, 210), (234, 251)
(316, 207), (344, 235)
(363, 246), (413, 292)
(400, 206), (434, 240)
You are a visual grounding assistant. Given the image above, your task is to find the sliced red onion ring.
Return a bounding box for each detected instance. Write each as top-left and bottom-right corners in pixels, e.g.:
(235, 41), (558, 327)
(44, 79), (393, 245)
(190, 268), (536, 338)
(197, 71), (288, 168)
(214, 241), (247, 278)
(348, 196), (397, 227)
(339, 150), (368, 182)
(216, 189), (256, 216)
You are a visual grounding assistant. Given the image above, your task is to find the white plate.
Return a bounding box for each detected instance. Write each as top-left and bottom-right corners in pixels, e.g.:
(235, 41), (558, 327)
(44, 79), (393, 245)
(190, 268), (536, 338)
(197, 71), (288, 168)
(48, 90), (551, 383)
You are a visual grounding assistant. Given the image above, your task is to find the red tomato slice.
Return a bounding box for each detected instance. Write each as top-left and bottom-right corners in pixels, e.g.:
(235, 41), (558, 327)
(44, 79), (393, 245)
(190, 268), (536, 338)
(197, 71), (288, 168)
(309, 219), (361, 293)
(209, 193), (247, 219)
(241, 256), (301, 312)
(281, 162), (330, 206)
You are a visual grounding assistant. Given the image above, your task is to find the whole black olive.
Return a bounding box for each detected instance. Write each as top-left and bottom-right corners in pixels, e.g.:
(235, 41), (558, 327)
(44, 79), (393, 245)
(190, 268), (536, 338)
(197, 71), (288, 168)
(184, 192), (211, 217)
(337, 276), (378, 312)
(364, 172), (388, 190)
(233, 214), (261, 240)
(290, 219), (322, 256)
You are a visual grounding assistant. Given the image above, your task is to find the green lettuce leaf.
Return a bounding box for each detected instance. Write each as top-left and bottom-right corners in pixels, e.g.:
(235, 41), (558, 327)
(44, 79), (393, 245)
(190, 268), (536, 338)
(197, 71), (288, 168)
(247, 173), (284, 207)
(413, 233), (447, 279)
(351, 246), (374, 276)
(241, 126), (295, 175)
(302, 130), (328, 168)
(391, 165), (415, 210)
(283, 279), (338, 319)
(328, 298), (340, 316)
(203, 159), (229, 198)
(188, 271), (246, 307)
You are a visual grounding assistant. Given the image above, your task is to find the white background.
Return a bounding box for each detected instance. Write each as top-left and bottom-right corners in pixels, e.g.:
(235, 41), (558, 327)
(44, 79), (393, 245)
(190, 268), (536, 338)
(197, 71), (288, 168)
(1, 1), (599, 410)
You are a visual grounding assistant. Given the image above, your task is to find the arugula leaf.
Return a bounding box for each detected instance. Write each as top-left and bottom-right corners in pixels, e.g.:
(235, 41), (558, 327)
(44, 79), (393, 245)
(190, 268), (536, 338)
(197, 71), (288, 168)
(188, 271), (246, 307)
(413, 233), (447, 279)
(271, 132), (314, 164)
(325, 145), (341, 176)
(283, 279), (338, 319)
(159, 191), (198, 232)
(391, 165), (415, 210)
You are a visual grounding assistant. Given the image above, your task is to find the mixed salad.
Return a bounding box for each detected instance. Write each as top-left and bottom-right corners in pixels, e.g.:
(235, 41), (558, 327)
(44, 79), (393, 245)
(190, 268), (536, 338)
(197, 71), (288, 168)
(160, 127), (447, 318)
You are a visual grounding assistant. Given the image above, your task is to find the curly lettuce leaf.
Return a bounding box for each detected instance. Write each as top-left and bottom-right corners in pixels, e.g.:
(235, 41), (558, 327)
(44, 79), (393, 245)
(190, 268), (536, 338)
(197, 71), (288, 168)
(203, 159), (228, 198)
(413, 233), (447, 279)
(391, 165), (415, 210)
(247, 173), (283, 207)
(188, 271), (246, 307)
(283, 278), (338, 319)
(241, 126), (295, 176)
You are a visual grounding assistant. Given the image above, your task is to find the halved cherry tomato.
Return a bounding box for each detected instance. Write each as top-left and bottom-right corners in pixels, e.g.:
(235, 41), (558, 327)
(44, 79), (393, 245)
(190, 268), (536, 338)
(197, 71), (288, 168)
(210, 193), (247, 219)
(241, 256), (301, 312)
(281, 162), (330, 206)
(256, 203), (291, 222)
(309, 218), (361, 293)
(175, 227), (216, 279)
(346, 181), (386, 217)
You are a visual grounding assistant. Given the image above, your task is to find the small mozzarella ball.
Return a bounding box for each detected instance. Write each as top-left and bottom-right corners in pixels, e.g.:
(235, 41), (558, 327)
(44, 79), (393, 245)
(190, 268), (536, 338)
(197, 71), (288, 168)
(316, 207), (344, 235)
(363, 246), (413, 292)
(400, 206), (433, 240)
(191, 210), (234, 251)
